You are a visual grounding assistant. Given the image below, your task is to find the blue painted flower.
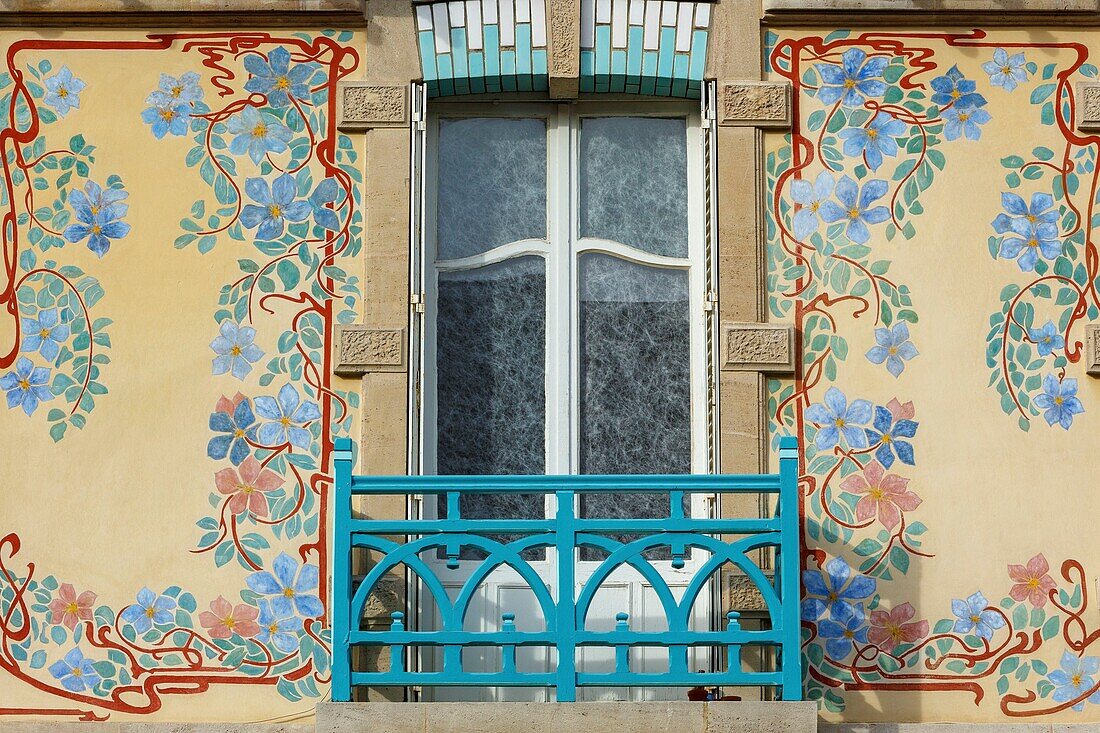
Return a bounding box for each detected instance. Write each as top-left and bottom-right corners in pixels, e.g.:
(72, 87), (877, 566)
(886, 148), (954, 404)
(816, 48), (889, 107)
(120, 587), (177, 634)
(805, 386), (873, 450)
(310, 177), (342, 231)
(951, 591), (1005, 640)
(48, 648), (100, 692)
(801, 557), (876, 621)
(994, 192), (1061, 271)
(20, 308), (69, 362)
(866, 322), (918, 378)
(1036, 374), (1084, 430)
(247, 552), (323, 618)
(942, 105), (991, 142)
(208, 395), (259, 466)
(210, 320), (264, 380)
(146, 71), (203, 107)
(256, 598), (303, 653)
(254, 383), (321, 449)
(62, 180), (131, 257)
(839, 112), (907, 171)
(1050, 650), (1100, 711)
(240, 174), (311, 240)
(790, 170), (835, 240)
(818, 602), (869, 660)
(930, 65), (987, 109)
(43, 67), (85, 117)
(228, 106), (292, 165)
(1, 357), (51, 417)
(983, 48), (1029, 92)
(141, 103), (191, 139)
(1029, 320), (1065, 357)
(244, 46), (317, 109)
(864, 402), (918, 469)
(819, 176), (890, 245)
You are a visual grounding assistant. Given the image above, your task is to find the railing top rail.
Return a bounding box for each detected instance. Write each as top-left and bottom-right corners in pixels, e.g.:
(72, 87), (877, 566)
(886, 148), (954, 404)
(344, 472), (783, 494)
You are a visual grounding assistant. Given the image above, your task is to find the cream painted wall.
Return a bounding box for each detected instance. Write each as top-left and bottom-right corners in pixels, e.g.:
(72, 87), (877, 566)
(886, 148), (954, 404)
(766, 28), (1100, 724)
(0, 29), (364, 722)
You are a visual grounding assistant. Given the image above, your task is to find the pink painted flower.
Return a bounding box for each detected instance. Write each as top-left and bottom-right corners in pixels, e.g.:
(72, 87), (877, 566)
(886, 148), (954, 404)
(47, 583), (97, 631)
(214, 456), (282, 517)
(885, 398), (915, 422)
(198, 595), (260, 639)
(868, 602), (928, 652)
(1008, 553), (1056, 608)
(840, 460), (921, 530)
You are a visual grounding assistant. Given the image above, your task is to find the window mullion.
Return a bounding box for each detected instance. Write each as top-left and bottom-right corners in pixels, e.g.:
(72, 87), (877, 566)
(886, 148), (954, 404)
(545, 105), (573, 478)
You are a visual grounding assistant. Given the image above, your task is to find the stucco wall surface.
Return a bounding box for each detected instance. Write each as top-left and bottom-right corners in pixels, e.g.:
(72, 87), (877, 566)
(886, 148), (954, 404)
(766, 26), (1100, 725)
(0, 28), (365, 723)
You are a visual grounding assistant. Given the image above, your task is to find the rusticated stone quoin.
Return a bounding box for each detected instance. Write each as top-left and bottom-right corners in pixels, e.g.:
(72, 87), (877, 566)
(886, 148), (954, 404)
(334, 325), (406, 375)
(718, 81), (791, 129)
(722, 323), (795, 373)
(1078, 82), (1100, 132)
(728, 572), (769, 612)
(547, 0), (580, 98)
(337, 82), (408, 130)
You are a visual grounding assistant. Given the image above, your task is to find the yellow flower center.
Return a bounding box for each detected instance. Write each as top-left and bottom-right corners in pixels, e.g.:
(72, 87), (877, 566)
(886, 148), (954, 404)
(171, 85), (183, 98)
(868, 485), (885, 501)
(866, 129), (878, 140)
(234, 428), (246, 438)
(844, 79), (856, 89)
(71, 667), (82, 677)
(835, 418), (846, 428)
(39, 328), (50, 339)
(1027, 238), (1038, 248)
(810, 201), (821, 212)
(238, 483), (255, 495)
(275, 76), (291, 90)
(160, 108), (176, 122)
(888, 346), (898, 355)
(1027, 578), (1040, 589)
(224, 615), (236, 629)
(252, 123), (267, 138)
(90, 204), (100, 215)
(951, 89), (961, 99)
(969, 614), (981, 624)
(887, 623), (903, 641)
(958, 113), (970, 122)
(231, 345), (242, 356)
(843, 629), (855, 639)
(58, 87), (69, 98)
(283, 587), (295, 598)
(1001, 65), (1012, 74)
(1073, 673), (1083, 687)
(268, 622), (279, 634)
(92, 224), (102, 235)
(66, 602), (79, 614)
(18, 379), (29, 390)
(145, 607), (156, 618)
(268, 204), (282, 218)
(848, 207), (861, 220)
(280, 416), (291, 427)
(1026, 214), (1037, 223)
(882, 434), (892, 443)
(1055, 396), (1064, 405)
(827, 592), (838, 603)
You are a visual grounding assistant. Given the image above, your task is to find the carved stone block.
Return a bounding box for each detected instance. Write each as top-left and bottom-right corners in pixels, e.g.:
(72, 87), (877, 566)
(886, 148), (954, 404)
(728, 572), (769, 612)
(718, 80), (792, 129)
(1086, 324), (1100, 376)
(722, 323), (795, 373)
(335, 325), (406, 375)
(547, 0), (580, 98)
(1078, 83), (1100, 132)
(337, 82), (408, 130)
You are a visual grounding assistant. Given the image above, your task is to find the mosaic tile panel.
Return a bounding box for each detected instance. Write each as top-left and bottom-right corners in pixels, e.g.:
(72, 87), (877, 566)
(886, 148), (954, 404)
(416, 0), (550, 97)
(579, 0), (710, 98)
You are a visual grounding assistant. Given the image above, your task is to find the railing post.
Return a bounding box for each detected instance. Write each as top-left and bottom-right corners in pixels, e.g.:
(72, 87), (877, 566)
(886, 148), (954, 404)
(501, 613), (517, 676)
(331, 437), (354, 702)
(777, 436), (802, 701)
(389, 612), (406, 673)
(555, 489), (577, 702)
(614, 612), (630, 674)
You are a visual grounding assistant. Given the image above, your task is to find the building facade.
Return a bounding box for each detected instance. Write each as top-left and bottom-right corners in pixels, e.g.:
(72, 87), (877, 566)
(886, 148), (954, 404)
(3, 0), (1100, 730)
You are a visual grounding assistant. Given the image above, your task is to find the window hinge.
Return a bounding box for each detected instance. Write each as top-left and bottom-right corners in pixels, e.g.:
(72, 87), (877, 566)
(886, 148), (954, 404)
(410, 292), (425, 313)
(703, 291), (718, 312)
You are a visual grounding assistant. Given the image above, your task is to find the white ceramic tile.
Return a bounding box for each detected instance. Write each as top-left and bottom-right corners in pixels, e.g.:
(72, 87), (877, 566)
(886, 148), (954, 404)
(467, 0), (484, 49)
(449, 0), (465, 25)
(515, 0), (531, 23)
(675, 2), (692, 51)
(580, 0), (595, 47)
(530, 0), (547, 46)
(660, 0), (676, 25)
(693, 1), (709, 28)
(482, 0), (498, 24)
(628, 0), (644, 25)
(499, 0), (516, 45)
(596, 0), (612, 24)
(416, 3), (434, 30)
(611, 0), (628, 47)
(643, 0), (660, 49)
(433, 2), (452, 51)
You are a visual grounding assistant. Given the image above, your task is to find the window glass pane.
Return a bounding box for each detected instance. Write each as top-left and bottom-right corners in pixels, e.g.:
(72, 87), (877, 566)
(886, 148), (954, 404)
(579, 117), (688, 258)
(437, 118), (547, 260)
(577, 254), (691, 555)
(436, 257), (546, 553)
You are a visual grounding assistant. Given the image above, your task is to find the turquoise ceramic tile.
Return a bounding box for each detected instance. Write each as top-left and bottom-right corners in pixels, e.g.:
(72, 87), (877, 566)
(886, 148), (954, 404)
(426, 79), (440, 97)
(611, 49), (627, 92)
(657, 27), (676, 84)
(484, 24), (501, 81)
(688, 30), (707, 82)
(418, 30), (438, 84)
(640, 50), (658, 95)
(627, 26), (643, 79)
(469, 51), (486, 93)
(437, 54), (455, 96)
(451, 28), (470, 95)
(595, 25), (611, 89)
(580, 49), (595, 91)
(532, 48), (548, 91)
(672, 53), (689, 97)
(501, 49), (517, 91)
(516, 24), (533, 91)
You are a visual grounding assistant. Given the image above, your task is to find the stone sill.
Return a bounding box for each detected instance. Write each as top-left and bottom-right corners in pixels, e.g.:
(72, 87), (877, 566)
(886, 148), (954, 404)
(763, 0), (1100, 25)
(0, 0), (366, 26)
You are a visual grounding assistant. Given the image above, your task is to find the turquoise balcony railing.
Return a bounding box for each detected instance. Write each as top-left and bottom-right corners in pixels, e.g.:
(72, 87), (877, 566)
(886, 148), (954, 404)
(331, 437), (801, 702)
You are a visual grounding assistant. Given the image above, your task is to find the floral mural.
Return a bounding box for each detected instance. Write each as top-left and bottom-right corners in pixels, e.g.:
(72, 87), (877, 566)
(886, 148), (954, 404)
(767, 29), (1100, 718)
(0, 32), (362, 720)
